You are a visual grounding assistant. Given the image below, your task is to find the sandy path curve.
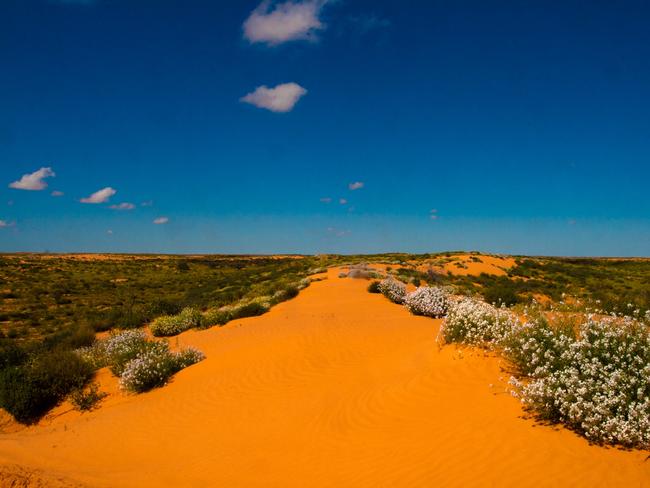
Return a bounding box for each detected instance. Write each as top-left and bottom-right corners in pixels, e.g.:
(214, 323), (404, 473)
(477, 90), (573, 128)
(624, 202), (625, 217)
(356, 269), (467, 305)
(0, 268), (648, 487)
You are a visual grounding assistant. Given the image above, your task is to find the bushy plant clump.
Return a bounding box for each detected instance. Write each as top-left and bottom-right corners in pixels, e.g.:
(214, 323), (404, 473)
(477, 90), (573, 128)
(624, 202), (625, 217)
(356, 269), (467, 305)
(441, 297), (516, 346)
(507, 316), (650, 448)
(0, 350), (93, 423)
(404, 286), (449, 318)
(367, 281), (381, 293)
(70, 382), (107, 411)
(378, 278), (406, 304)
(75, 330), (205, 394)
(150, 307), (202, 337)
(119, 342), (205, 393)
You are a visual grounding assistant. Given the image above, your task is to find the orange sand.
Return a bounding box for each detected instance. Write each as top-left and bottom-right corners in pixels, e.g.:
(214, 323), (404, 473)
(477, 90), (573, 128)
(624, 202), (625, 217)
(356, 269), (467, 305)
(415, 254), (516, 277)
(0, 268), (648, 487)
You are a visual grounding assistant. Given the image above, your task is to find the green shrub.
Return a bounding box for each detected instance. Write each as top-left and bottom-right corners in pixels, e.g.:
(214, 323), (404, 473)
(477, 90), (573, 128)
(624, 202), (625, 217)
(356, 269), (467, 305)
(367, 281), (381, 293)
(150, 307), (202, 337)
(0, 350), (93, 423)
(232, 301), (269, 319)
(70, 382), (107, 411)
(200, 308), (232, 328)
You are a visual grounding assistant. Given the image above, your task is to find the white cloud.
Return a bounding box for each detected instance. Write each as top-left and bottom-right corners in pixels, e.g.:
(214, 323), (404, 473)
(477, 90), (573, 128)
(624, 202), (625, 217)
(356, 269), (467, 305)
(141, 200), (153, 207)
(243, 0), (328, 46)
(9, 167), (55, 191)
(109, 202), (135, 210)
(348, 181), (364, 190)
(107, 229), (113, 235)
(0, 220), (9, 228)
(51, 190), (64, 197)
(320, 197), (332, 203)
(153, 217), (169, 225)
(430, 209), (438, 220)
(241, 82), (307, 113)
(339, 198), (347, 205)
(80, 187), (116, 204)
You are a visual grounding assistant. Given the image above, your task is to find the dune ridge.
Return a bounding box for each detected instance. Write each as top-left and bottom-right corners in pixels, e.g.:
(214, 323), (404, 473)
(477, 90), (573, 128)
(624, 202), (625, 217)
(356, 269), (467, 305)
(0, 268), (648, 487)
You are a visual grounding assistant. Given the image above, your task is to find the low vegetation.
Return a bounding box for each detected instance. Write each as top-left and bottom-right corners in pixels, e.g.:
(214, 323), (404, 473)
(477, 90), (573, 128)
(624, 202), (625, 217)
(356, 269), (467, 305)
(378, 278), (406, 304)
(372, 264), (650, 450)
(404, 287), (449, 318)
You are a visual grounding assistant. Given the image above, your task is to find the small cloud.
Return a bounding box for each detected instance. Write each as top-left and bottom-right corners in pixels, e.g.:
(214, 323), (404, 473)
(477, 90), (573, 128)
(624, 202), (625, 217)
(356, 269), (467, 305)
(320, 197), (332, 203)
(51, 190), (64, 197)
(109, 202), (135, 211)
(241, 82), (307, 113)
(9, 167), (55, 191)
(7, 200), (13, 206)
(141, 200), (153, 207)
(339, 198), (347, 205)
(568, 219), (577, 225)
(0, 220), (15, 228)
(430, 209), (438, 220)
(80, 187), (116, 204)
(243, 0), (328, 46)
(153, 217), (169, 225)
(348, 181), (364, 190)
(107, 229), (113, 235)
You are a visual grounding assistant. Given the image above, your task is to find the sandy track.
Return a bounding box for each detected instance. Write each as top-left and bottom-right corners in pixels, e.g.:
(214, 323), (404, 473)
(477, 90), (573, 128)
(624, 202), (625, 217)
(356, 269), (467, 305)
(0, 268), (648, 487)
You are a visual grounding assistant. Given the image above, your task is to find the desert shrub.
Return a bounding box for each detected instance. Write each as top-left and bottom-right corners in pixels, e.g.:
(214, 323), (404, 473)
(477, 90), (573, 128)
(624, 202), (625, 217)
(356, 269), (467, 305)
(482, 282), (521, 306)
(150, 307), (202, 337)
(173, 347), (206, 369)
(508, 316), (650, 449)
(70, 382), (107, 411)
(502, 317), (576, 377)
(367, 281), (381, 293)
(271, 285), (299, 304)
(119, 343), (204, 393)
(200, 308), (232, 328)
(103, 330), (149, 375)
(338, 272), (348, 278)
(404, 286), (449, 318)
(229, 300), (270, 320)
(0, 350), (93, 423)
(378, 278), (406, 304)
(441, 297), (516, 346)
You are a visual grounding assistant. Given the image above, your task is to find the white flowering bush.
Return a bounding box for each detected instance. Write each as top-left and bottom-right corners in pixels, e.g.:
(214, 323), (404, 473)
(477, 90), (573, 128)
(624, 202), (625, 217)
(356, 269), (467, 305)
(150, 307), (202, 337)
(119, 342), (205, 393)
(441, 297), (517, 346)
(174, 347), (206, 369)
(507, 316), (650, 448)
(378, 278), (406, 304)
(76, 329), (206, 394)
(404, 286), (449, 318)
(76, 330), (147, 372)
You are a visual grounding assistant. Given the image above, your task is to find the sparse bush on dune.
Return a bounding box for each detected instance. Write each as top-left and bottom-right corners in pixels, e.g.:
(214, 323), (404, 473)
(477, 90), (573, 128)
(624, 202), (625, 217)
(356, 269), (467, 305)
(150, 307), (202, 337)
(75, 330), (206, 395)
(119, 342), (205, 393)
(70, 382), (107, 411)
(367, 281), (381, 293)
(378, 278), (406, 304)
(200, 308), (232, 328)
(404, 286), (449, 318)
(506, 316), (650, 449)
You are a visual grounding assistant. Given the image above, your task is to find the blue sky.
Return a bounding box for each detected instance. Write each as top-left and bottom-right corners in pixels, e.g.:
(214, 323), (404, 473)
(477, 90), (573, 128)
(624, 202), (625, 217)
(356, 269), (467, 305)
(1, 0), (649, 255)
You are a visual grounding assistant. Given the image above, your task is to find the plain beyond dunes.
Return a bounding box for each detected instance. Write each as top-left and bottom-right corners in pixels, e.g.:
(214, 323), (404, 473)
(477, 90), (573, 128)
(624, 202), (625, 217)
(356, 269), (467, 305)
(0, 267), (648, 487)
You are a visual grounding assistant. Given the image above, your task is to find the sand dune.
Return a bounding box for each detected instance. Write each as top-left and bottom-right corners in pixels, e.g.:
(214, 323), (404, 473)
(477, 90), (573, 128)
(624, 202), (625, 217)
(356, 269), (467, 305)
(0, 268), (648, 487)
